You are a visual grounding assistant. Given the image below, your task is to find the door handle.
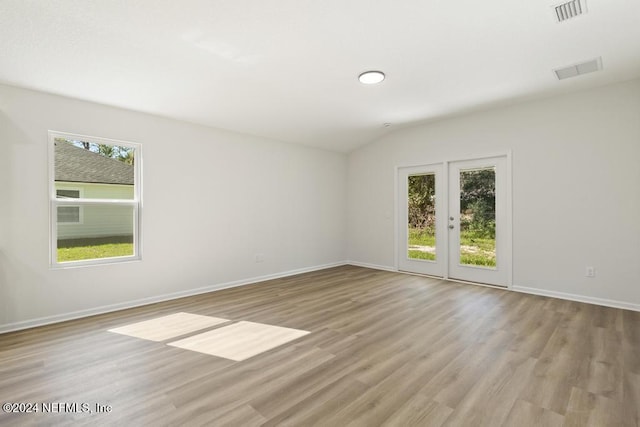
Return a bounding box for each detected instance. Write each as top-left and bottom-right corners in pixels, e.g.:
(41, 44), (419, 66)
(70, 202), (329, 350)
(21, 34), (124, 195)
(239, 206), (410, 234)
(449, 216), (454, 221)
(449, 225), (454, 229)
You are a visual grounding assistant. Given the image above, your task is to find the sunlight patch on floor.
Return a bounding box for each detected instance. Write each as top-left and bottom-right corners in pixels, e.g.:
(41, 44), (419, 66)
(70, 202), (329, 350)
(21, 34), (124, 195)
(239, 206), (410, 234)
(168, 321), (310, 361)
(108, 312), (229, 341)
(109, 313), (310, 361)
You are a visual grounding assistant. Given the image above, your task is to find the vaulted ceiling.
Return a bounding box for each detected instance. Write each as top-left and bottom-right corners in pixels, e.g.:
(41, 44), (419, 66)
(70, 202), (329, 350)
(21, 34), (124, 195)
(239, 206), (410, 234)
(2, 0), (639, 152)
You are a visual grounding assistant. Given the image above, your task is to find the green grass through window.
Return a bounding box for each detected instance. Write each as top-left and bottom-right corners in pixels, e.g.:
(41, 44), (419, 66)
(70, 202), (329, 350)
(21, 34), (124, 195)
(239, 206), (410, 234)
(408, 227), (496, 267)
(57, 236), (134, 262)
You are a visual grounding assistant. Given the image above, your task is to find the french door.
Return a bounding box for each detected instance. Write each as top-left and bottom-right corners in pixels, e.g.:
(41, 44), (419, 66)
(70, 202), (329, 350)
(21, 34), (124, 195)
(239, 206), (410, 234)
(398, 156), (510, 287)
(397, 164), (446, 277)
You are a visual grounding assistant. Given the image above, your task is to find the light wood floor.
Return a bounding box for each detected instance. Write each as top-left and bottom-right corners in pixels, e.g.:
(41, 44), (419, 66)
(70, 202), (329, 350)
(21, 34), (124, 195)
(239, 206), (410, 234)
(0, 266), (638, 426)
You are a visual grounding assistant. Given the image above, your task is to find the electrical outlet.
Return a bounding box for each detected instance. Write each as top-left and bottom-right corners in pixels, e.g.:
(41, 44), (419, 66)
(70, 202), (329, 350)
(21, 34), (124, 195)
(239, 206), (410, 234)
(255, 253), (265, 263)
(586, 266), (595, 278)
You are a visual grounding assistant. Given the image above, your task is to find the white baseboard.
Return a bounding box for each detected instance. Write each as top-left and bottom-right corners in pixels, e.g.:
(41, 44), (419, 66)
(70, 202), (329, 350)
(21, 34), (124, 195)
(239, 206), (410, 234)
(346, 262), (640, 312)
(513, 285), (640, 312)
(346, 260), (397, 272)
(4, 262), (637, 334)
(0, 261), (348, 334)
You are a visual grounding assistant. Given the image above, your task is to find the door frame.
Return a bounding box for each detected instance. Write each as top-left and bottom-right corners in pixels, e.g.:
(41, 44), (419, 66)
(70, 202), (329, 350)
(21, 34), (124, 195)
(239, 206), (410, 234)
(394, 151), (513, 288)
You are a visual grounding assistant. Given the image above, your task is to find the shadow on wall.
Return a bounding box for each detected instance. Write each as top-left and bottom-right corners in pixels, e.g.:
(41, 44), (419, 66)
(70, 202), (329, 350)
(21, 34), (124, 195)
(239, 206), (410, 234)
(0, 111), (38, 328)
(0, 250), (50, 330)
(0, 251), (10, 326)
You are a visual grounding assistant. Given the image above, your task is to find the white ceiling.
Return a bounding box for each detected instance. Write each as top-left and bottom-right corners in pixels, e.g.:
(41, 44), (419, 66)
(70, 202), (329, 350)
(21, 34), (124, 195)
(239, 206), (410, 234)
(1, 0), (639, 152)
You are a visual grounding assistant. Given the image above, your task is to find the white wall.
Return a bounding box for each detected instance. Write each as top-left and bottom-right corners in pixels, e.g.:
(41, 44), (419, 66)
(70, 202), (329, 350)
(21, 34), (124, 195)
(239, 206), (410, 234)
(0, 83), (347, 331)
(347, 79), (640, 309)
(2, 78), (639, 332)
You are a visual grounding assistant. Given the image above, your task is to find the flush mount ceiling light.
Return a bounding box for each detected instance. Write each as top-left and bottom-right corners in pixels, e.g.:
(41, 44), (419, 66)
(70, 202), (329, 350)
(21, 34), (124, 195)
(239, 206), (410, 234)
(359, 71), (385, 84)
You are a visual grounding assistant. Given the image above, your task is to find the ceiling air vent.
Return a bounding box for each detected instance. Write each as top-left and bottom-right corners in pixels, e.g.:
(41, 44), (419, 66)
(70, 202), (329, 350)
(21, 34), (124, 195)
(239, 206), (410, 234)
(554, 0), (586, 22)
(554, 57), (602, 80)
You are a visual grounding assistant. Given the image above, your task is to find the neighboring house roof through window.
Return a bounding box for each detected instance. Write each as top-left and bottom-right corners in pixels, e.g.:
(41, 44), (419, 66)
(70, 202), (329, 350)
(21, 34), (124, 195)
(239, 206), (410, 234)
(54, 141), (134, 185)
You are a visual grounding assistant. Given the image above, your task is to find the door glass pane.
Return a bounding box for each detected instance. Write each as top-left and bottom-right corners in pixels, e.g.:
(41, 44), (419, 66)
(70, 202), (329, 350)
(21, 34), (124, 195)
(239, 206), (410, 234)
(407, 174), (436, 261)
(459, 167), (496, 267)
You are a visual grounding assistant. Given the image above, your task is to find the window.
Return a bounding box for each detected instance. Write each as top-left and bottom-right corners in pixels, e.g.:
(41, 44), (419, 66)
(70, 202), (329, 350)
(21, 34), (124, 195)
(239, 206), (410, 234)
(56, 188), (82, 223)
(49, 131), (142, 267)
